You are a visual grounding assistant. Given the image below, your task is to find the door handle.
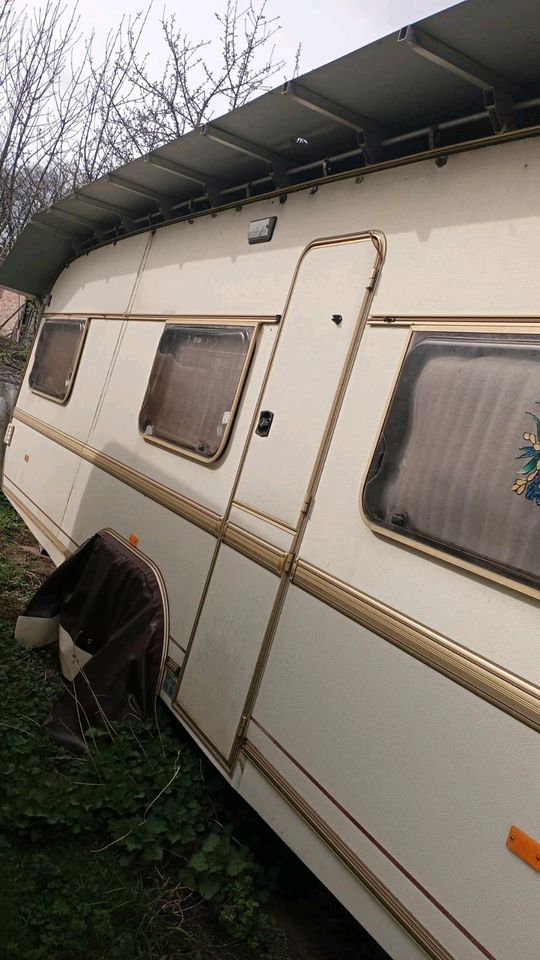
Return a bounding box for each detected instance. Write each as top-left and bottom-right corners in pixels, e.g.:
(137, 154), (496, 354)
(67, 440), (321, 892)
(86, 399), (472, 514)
(256, 410), (274, 437)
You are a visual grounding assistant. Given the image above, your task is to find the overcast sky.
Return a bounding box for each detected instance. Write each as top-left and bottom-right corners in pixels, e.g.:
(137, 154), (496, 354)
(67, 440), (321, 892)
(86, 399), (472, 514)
(15, 0), (462, 76)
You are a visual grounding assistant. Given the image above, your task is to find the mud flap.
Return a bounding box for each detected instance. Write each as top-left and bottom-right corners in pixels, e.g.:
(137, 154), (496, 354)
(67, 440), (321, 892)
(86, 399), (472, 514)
(15, 530), (168, 751)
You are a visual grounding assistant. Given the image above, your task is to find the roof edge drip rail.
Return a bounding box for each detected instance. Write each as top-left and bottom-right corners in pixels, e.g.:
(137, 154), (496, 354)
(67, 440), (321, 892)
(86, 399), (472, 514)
(198, 123), (291, 188)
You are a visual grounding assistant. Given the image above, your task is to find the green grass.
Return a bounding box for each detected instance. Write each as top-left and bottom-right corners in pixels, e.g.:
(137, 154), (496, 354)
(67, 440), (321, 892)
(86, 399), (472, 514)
(0, 492), (287, 960)
(0, 492), (389, 960)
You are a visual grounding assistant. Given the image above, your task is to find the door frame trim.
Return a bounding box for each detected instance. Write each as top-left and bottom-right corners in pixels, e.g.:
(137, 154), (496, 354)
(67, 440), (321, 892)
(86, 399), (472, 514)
(174, 229), (386, 769)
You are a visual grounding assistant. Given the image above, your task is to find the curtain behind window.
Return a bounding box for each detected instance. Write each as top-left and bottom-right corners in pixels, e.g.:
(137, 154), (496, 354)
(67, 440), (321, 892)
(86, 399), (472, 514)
(139, 325), (253, 459)
(363, 333), (540, 590)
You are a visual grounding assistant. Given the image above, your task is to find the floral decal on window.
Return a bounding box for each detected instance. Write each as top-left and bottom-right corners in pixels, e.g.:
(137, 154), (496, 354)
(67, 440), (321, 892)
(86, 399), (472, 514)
(512, 412), (540, 504)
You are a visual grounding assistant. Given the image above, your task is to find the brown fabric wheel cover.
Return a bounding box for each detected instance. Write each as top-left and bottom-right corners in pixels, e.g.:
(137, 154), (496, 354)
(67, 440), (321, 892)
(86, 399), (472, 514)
(19, 530), (167, 751)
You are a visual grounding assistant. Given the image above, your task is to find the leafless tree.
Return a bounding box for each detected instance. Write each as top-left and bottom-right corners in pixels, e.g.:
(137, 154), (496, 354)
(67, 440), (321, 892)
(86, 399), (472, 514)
(0, 0), (299, 257)
(77, 0), (295, 172)
(0, 1), (90, 254)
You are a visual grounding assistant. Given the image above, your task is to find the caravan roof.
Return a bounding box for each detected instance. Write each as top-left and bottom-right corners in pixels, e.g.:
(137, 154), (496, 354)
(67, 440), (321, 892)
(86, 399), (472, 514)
(3, 0), (540, 298)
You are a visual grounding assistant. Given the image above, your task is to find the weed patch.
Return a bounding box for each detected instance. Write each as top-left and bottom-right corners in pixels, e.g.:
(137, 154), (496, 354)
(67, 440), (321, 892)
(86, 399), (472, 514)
(0, 493), (283, 960)
(0, 336), (27, 380)
(0, 494), (53, 620)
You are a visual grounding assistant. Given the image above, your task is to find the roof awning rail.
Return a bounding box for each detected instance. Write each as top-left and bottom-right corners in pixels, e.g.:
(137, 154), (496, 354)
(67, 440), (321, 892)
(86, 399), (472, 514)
(3, 0), (540, 297)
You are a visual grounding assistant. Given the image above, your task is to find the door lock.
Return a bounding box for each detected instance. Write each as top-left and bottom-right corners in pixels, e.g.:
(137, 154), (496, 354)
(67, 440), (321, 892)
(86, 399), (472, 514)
(256, 410), (274, 437)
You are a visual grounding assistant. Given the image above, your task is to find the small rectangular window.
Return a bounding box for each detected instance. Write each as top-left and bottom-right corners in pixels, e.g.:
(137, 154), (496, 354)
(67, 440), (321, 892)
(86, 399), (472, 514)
(139, 323), (255, 462)
(29, 318), (88, 402)
(363, 331), (540, 592)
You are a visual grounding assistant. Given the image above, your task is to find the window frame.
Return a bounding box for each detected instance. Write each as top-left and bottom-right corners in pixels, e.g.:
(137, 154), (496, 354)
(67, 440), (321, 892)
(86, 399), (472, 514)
(139, 319), (259, 465)
(29, 316), (89, 404)
(360, 319), (540, 601)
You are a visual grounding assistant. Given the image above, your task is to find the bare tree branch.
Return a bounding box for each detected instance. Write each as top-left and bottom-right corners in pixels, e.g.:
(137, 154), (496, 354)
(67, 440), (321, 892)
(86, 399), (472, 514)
(0, 0), (300, 257)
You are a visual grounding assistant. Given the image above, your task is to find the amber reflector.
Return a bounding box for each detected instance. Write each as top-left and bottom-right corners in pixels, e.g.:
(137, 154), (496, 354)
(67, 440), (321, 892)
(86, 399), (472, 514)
(128, 533), (139, 547)
(507, 825), (540, 871)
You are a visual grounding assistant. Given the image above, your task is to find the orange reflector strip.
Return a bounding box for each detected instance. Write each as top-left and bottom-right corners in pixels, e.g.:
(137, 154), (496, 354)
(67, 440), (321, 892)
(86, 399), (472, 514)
(507, 825), (540, 871)
(128, 533), (139, 547)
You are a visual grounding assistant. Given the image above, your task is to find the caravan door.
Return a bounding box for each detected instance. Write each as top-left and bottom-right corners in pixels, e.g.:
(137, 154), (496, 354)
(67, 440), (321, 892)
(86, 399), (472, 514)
(176, 233), (383, 764)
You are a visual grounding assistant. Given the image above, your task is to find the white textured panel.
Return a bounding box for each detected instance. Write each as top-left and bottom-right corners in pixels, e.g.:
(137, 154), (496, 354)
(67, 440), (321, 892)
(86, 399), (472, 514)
(87, 321), (277, 515)
(46, 138), (540, 322)
(367, 139), (540, 317)
(3, 419), (82, 531)
(48, 233), (150, 314)
(254, 586), (540, 960)
(8, 320), (124, 547)
(238, 761), (427, 960)
(20, 317), (123, 442)
(299, 322), (540, 682)
(179, 545), (277, 756)
(131, 200), (299, 316)
(235, 239), (377, 527)
(60, 458), (216, 651)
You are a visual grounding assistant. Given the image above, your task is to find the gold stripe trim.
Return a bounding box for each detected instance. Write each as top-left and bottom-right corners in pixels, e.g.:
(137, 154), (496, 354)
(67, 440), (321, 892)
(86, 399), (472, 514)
(171, 698), (234, 773)
(223, 522), (287, 576)
(225, 231), (386, 770)
(43, 312), (280, 325)
(232, 499), (297, 534)
(370, 314), (540, 323)
(368, 318), (540, 334)
(2, 485), (70, 557)
(12, 408), (222, 536)
(174, 232), (382, 706)
(166, 656), (182, 676)
(293, 560), (540, 734)
(410, 323), (540, 334)
(242, 741), (455, 960)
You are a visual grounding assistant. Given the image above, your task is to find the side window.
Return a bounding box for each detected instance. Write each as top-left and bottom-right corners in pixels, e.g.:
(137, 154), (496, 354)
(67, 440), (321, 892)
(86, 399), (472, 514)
(362, 331), (540, 592)
(29, 318), (88, 403)
(139, 323), (256, 462)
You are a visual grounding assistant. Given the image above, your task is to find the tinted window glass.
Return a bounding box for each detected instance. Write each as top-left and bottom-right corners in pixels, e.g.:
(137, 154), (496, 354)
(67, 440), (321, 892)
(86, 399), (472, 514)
(29, 319), (87, 401)
(363, 332), (540, 591)
(139, 324), (254, 460)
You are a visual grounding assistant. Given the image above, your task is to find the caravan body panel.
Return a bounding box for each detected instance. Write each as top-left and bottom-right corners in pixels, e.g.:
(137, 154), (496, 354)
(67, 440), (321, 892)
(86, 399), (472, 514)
(4, 134), (540, 960)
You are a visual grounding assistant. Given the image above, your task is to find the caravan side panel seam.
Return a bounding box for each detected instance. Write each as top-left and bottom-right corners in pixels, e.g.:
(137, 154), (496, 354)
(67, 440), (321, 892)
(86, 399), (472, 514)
(12, 409), (221, 536)
(222, 523), (287, 575)
(242, 740), (458, 960)
(293, 560), (540, 734)
(2, 484), (70, 558)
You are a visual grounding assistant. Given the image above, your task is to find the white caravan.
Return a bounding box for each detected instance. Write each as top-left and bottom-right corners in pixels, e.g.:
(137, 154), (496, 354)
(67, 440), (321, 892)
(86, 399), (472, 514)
(2, 2), (540, 958)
